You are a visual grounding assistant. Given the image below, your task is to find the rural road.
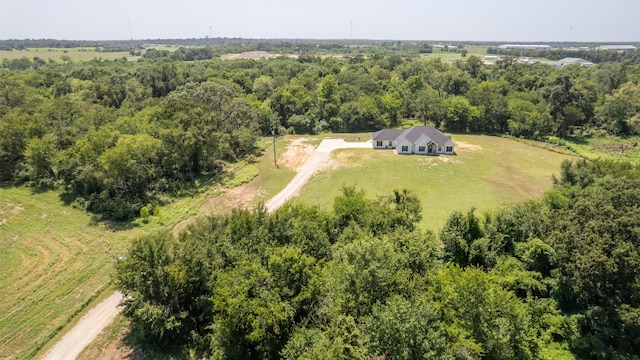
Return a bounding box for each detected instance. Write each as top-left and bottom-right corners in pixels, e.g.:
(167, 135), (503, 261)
(42, 292), (124, 360)
(41, 138), (370, 359)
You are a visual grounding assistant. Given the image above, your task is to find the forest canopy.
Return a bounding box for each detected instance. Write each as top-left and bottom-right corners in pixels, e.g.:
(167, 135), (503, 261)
(2, 50), (640, 220)
(115, 160), (640, 359)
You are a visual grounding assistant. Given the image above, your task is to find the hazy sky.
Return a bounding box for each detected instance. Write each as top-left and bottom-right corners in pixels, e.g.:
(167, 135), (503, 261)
(0, 0), (638, 42)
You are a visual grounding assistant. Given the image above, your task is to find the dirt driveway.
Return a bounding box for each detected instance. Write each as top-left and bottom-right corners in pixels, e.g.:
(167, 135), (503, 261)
(42, 292), (123, 360)
(42, 138), (371, 360)
(265, 138), (371, 211)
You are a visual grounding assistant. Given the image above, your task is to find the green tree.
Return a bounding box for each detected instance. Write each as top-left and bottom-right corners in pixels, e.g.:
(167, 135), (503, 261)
(363, 295), (456, 360)
(98, 133), (163, 196)
(24, 133), (57, 179)
(440, 208), (484, 267)
(210, 261), (295, 359)
(442, 96), (480, 132)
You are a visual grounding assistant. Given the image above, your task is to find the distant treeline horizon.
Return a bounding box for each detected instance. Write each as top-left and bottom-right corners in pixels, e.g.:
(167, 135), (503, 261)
(1, 38), (639, 52)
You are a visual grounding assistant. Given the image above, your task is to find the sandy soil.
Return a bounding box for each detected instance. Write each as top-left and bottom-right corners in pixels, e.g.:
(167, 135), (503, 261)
(278, 137), (315, 171)
(220, 51), (278, 60)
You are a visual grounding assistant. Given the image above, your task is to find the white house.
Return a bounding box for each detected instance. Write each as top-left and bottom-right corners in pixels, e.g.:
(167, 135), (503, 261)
(371, 126), (455, 155)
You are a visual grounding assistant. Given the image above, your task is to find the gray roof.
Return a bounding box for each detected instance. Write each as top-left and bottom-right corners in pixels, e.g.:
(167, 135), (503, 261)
(372, 126), (451, 145)
(597, 45), (636, 51)
(372, 129), (405, 141)
(556, 57), (594, 67)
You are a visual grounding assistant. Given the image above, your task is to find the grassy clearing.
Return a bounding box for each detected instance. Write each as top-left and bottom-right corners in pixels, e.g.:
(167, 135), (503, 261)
(421, 45), (489, 60)
(0, 187), (139, 359)
(0, 48), (132, 62)
(294, 135), (576, 232)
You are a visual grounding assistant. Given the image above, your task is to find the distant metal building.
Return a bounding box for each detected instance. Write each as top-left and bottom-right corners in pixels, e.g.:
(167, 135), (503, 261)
(498, 44), (552, 50)
(596, 45), (637, 51)
(555, 57), (594, 67)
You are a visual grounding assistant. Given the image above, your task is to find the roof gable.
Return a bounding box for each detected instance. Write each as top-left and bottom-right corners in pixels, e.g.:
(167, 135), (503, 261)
(372, 126), (451, 145)
(372, 129), (404, 141)
(398, 126), (450, 145)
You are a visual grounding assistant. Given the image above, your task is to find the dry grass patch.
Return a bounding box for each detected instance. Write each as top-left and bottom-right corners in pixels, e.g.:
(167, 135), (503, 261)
(455, 141), (482, 152)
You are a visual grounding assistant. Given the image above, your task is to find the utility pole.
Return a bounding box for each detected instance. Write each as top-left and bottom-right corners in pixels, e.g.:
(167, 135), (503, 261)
(272, 127), (278, 167)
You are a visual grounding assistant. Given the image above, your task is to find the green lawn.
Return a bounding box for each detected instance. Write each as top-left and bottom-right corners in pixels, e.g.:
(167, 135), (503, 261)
(421, 45), (490, 60)
(0, 48), (133, 62)
(294, 135), (576, 232)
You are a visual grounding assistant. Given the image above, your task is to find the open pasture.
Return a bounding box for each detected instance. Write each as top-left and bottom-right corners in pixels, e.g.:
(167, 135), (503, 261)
(295, 135), (576, 232)
(0, 48), (132, 62)
(0, 188), (139, 359)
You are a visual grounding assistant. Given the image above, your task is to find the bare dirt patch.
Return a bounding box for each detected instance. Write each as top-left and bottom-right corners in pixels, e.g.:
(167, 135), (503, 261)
(455, 141), (482, 152)
(278, 137), (315, 171)
(0, 218), (7, 226)
(7, 203), (24, 214)
(201, 184), (267, 214)
(172, 184), (267, 235)
(418, 155), (460, 167)
(221, 51), (278, 60)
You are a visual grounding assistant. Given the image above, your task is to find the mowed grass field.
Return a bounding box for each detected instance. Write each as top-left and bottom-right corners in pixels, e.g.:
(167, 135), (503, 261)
(421, 45), (490, 60)
(0, 188), (139, 359)
(295, 135), (577, 232)
(0, 48), (133, 62)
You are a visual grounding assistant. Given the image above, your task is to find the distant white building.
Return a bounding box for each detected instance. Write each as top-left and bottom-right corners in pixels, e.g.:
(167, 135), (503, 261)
(556, 57), (594, 67)
(498, 44), (552, 50)
(518, 57), (536, 65)
(596, 45), (636, 51)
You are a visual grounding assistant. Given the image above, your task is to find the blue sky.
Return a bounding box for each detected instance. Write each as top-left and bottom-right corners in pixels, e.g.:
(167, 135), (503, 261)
(0, 0), (638, 41)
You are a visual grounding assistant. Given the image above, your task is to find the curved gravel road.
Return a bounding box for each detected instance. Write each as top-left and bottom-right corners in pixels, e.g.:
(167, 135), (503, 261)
(41, 138), (370, 359)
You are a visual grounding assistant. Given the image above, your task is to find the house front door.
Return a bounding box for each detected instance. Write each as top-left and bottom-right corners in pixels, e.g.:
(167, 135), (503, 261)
(428, 143), (435, 154)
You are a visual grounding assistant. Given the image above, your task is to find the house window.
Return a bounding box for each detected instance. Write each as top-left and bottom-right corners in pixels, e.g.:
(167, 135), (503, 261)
(401, 145), (409, 152)
(418, 146), (425, 152)
(376, 140), (383, 147)
(446, 146), (453, 152)
(388, 141), (393, 146)
(438, 146), (442, 152)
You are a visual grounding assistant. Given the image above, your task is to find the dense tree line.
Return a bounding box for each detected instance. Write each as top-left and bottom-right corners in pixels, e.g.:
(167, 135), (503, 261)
(2, 51), (640, 219)
(116, 159), (640, 359)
